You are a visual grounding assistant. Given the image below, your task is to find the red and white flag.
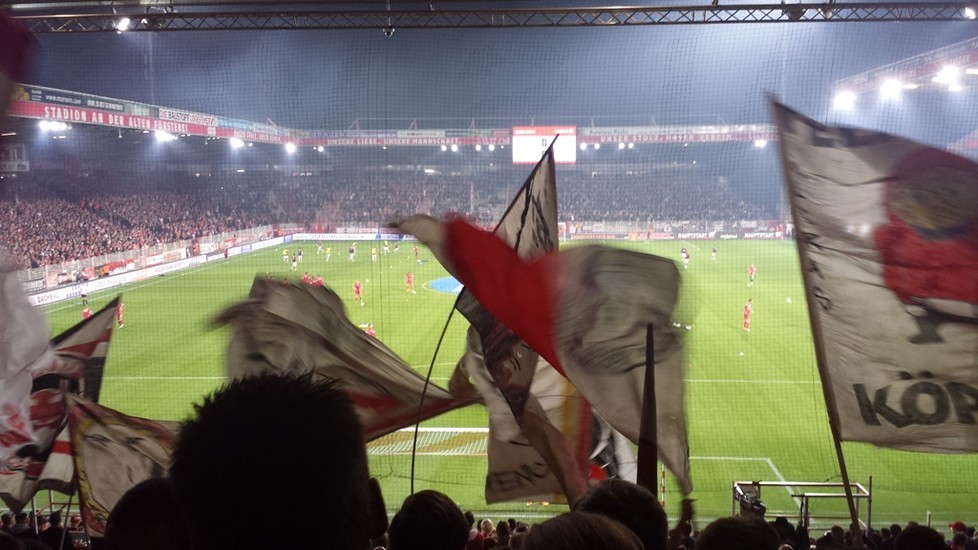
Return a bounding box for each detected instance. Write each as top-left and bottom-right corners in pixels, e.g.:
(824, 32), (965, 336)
(66, 394), (179, 539)
(0, 297), (118, 510)
(776, 102), (978, 452)
(399, 216), (692, 494)
(218, 278), (475, 440)
(452, 146), (592, 503)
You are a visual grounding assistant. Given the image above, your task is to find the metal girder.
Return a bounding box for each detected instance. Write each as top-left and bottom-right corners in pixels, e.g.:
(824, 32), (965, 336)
(15, 3), (978, 32)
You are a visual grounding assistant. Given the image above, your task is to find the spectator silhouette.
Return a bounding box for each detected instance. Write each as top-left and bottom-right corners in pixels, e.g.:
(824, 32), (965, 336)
(103, 477), (189, 550)
(894, 524), (945, 550)
(695, 516), (780, 550)
(522, 511), (642, 550)
(572, 478), (667, 550)
(169, 373), (387, 550)
(388, 490), (468, 550)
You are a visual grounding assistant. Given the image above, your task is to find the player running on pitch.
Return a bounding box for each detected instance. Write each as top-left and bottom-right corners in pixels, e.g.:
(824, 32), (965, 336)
(743, 299), (753, 332)
(325, 246), (332, 262)
(353, 280), (364, 306)
(712, 244), (717, 261)
(747, 263), (756, 287)
(680, 247), (690, 270)
(116, 302), (125, 328)
(405, 271), (415, 294)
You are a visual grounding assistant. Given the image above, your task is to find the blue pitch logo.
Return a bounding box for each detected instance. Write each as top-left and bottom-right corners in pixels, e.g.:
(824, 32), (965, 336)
(429, 276), (463, 294)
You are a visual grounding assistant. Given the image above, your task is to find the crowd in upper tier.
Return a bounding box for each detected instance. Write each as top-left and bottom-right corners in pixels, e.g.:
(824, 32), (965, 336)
(0, 170), (773, 269)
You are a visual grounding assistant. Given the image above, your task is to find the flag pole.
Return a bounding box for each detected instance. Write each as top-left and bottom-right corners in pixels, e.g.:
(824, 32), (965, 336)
(637, 323), (657, 492)
(773, 101), (864, 549)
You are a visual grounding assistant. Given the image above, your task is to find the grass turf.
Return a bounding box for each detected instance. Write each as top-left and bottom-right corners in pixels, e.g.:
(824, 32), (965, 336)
(39, 239), (978, 527)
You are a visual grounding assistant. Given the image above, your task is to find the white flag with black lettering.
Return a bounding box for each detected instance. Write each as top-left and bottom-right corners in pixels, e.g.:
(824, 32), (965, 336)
(775, 101), (978, 452)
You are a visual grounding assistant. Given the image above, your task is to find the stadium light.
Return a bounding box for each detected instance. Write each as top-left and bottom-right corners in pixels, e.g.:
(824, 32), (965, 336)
(475, 144), (482, 151)
(115, 17), (131, 33)
(932, 66), (961, 90)
(284, 143), (297, 154)
(594, 143), (601, 150)
(155, 131), (177, 142)
(880, 78), (902, 100)
(618, 142), (625, 150)
(579, 143), (587, 151)
(229, 138), (245, 149)
(903, 82), (919, 90)
(450, 144), (459, 152)
(627, 143), (634, 149)
(832, 90), (856, 111)
(754, 139), (768, 148)
(965, 6), (976, 18)
(440, 145), (447, 152)
(487, 144), (495, 152)
(316, 146), (324, 152)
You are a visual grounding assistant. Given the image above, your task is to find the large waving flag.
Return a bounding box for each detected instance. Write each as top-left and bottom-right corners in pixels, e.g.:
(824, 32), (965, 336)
(775, 102), (978, 452)
(399, 216), (692, 494)
(218, 278), (475, 440)
(453, 146), (591, 503)
(66, 394), (179, 539)
(0, 297), (118, 510)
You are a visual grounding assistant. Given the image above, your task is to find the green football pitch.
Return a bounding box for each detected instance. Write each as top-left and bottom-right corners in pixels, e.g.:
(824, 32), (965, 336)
(39, 240), (978, 528)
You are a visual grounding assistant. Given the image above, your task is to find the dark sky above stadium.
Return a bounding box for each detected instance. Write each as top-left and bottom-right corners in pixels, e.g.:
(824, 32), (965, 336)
(26, 18), (978, 146)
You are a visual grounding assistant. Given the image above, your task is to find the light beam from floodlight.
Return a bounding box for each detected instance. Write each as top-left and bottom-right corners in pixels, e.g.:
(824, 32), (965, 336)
(229, 138), (245, 149)
(155, 131), (177, 142)
(285, 143), (297, 154)
(880, 79), (902, 100)
(833, 90), (856, 111)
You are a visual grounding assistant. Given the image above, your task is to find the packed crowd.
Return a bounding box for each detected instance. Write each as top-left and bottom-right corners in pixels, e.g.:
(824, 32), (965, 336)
(0, 169), (771, 269)
(0, 510), (78, 550)
(40, 372), (964, 550)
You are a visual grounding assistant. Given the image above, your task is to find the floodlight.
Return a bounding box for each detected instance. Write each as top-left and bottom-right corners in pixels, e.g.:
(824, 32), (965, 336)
(754, 140), (768, 148)
(949, 84), (964, 92)
(115, 17), (131, 32)
(965, 6), (976, 19)
(475, 144), (482, 151)
(932, 66), (960, 87)
(487, 144), (495, 152)
(618, 142), (625, 150)
(832, 90), (856, 111)
(229, 138), (245, 149)
(284, 143), (297, 154)
(903, 83), (919, 90)
(966, 68), (978, 75)
(594, 143), (601, 150)
(316, 146), (324, 152)
(627, 143), (634, 149)
(450, 144), (458, 152)
(440, 145), (447, 152)
(580, 143), (587, 151)
(880, 79), (903, 100)
(155, 131), (177, 142)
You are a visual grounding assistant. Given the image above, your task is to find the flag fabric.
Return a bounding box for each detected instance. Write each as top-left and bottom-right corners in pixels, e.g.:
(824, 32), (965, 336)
(0, 252), (55, 469)
(399, 215), (692, 494)
(775, 102), (978, 452)
(0, 297), (118, 510)
(458, 326), (596, 503)
(452, 146), (592, 503)
(218, 278), (475, 441)
(66, 394), (179, 539)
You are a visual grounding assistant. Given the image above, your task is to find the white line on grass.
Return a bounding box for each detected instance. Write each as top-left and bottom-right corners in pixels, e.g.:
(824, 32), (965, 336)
(691, 456), (800, 506)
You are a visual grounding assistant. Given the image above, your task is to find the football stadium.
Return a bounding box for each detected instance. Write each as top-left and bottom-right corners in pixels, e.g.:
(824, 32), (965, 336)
(2, 1), (978, 547)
